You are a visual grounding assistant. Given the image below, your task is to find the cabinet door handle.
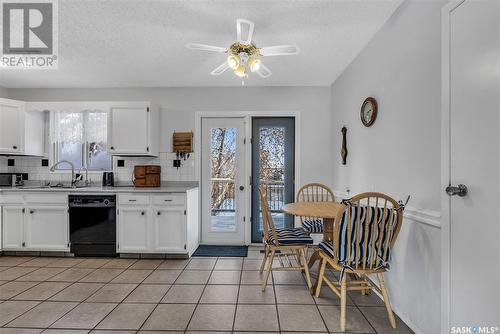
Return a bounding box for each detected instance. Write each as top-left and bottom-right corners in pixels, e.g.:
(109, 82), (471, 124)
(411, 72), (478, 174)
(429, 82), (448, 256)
(110, 146), (115, 150)
(141, 211), (145, 215)
(128, 199), (137, 202)
(12, 145), (17, 150)
(157, 211), (161, 215)
(164, 199), (172, 202)
(22, 241), (25, 247)
(29, 210), (34, 214)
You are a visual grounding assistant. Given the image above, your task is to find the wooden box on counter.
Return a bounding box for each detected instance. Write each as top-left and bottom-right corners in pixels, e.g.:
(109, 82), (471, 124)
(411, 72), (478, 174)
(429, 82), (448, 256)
(133, 165), (161, 187)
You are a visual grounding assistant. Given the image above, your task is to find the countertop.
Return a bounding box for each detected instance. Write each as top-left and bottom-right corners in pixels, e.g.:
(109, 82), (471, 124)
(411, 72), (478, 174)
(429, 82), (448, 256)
(0, 181), (199, 194)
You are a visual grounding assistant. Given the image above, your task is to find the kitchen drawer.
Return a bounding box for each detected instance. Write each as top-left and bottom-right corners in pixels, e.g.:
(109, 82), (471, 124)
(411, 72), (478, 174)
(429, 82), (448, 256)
(118, 194), (150, 206)
(0, 194), (24, 204)
(152, 194), (185, 206)
(24, 193), (68, 205)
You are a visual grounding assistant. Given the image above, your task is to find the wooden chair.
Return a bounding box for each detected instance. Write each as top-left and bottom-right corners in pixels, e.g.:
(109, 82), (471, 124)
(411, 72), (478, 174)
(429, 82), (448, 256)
(258, 185), (313, 291)
(314, 192), (404, 331)
(296, 183), (335, 234)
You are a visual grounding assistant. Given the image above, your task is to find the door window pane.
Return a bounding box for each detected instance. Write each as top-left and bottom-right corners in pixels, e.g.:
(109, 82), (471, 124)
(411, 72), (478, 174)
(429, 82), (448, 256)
(210, 127), (237, 231)
(252, 117), (295, 242)
(258, 127), (286, 230)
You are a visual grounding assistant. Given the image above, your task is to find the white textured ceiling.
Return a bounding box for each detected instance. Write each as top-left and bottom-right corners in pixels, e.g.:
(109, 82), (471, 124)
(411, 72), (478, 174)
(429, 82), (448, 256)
(0, 0), (402, 88)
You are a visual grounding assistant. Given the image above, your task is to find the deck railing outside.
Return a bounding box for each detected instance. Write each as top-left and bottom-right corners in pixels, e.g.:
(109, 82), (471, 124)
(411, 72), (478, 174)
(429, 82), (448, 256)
(211, 179), (284, 215)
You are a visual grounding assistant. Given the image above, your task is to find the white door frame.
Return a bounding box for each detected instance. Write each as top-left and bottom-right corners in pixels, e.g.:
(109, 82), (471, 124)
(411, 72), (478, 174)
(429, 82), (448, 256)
(195, 111), (301, 245)
(441, 1), (465, 332)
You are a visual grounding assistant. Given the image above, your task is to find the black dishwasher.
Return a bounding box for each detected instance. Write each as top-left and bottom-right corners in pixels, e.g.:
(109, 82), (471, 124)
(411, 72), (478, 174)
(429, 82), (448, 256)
(69, 195), (117, 257)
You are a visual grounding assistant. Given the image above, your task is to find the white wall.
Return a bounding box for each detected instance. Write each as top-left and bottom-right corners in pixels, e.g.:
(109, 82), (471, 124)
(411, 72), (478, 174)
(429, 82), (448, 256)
(0, 87), (8, 98)
(7, 86), (334, 187)
(330, 1), (445, 333)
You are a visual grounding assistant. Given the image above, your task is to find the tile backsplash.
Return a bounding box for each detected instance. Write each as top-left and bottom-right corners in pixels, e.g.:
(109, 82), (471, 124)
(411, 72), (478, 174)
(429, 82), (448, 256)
(0, 152), (196, 184)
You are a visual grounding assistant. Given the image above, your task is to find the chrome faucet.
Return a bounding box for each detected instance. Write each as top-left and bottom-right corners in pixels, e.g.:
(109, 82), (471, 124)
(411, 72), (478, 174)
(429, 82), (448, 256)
(49, 160), (76, 187)
(77, 166), (90, 186)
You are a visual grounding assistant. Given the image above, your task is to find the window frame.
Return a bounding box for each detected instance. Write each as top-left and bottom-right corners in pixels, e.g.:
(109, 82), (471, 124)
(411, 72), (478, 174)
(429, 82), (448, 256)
(51, 110), (112, 172)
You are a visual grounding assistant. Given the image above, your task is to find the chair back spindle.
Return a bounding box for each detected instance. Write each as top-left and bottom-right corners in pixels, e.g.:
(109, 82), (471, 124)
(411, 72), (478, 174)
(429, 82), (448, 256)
(296, 183), (335, 225)
(259, 185), (280, 244)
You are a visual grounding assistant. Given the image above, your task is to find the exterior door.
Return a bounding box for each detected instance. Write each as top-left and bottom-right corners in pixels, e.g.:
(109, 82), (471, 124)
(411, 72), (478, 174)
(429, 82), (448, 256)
(447, 0), (500, 328)
(251, 117), (295, 243)
(201, 117), (246, 245)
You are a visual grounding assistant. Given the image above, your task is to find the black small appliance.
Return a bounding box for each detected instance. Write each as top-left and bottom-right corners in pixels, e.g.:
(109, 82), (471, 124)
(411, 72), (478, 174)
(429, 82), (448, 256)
(102, 172), (114, 187)
(69, 195), (116, 257)
(0, 173), (27, 187)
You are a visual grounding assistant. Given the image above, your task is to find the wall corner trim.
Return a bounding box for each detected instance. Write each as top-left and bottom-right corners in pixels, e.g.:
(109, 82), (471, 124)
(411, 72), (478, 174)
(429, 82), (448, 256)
(333, 190), (441, 228)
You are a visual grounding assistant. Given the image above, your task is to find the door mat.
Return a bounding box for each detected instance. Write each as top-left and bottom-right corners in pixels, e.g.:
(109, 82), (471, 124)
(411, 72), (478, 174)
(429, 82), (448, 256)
(193, 245), (248, 257)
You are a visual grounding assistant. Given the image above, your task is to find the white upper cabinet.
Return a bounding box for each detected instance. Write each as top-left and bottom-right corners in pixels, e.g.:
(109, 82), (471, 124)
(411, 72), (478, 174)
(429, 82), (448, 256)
(0, 98), (45, 156)
(108, 103), (159, 156)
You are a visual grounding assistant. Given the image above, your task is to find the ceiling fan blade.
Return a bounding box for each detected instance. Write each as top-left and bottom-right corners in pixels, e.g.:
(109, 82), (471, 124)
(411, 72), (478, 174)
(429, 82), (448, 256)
(236, 19), (255, 44)
(210, 62), (230, 76)
(186, 43), (227, 53)
(256, 62), (272, 78)
(259, 45), (300, 56)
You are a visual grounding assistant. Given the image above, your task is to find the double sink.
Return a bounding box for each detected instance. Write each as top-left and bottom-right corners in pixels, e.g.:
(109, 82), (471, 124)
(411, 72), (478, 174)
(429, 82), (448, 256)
(17, 183), (90, 190)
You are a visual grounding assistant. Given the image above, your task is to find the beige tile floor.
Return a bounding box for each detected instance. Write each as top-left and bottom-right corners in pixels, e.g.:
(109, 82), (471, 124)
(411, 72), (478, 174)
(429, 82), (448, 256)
(0, 247), (414, 334)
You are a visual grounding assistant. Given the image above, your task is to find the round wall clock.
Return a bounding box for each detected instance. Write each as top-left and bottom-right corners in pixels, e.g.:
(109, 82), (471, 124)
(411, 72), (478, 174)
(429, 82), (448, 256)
(360, 97), (378, 127)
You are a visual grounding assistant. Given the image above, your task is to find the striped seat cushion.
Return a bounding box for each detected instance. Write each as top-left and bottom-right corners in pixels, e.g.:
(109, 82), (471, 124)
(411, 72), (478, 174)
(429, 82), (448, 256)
(319, 241), (335, 257)
(266, 227), (314, 245)
(320, 206), (399, 266)
(302, 219), (324, 233)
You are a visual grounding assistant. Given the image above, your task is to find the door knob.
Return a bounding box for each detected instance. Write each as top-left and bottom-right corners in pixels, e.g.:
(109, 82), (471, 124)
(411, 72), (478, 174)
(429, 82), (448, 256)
(446, 184), (468, 197)
(239, 185), (245, 191)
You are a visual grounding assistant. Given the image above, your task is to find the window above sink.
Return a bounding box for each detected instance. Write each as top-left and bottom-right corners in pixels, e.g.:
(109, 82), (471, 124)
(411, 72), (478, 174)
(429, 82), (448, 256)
(51, 110), (112, 171)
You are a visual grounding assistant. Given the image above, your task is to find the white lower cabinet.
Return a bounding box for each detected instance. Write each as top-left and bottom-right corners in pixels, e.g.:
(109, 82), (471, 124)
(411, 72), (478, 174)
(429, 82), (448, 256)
(1, 193), (69, 251)
(0, 189), (199, 255)
(25, 206), (68, 250)
(117, 193), (195, 254)
(2, 206), (24, 249)
(153, 206), (186, 253)
(117, 207), (149, 252)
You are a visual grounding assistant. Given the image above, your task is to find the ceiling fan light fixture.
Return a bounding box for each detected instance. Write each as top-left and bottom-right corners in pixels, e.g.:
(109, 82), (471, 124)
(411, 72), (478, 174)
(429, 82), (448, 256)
(227, 54), (240, 70)
(248, 57), (260, 72)
(234, 64), (247, 78)
(187, 19), (299, 80)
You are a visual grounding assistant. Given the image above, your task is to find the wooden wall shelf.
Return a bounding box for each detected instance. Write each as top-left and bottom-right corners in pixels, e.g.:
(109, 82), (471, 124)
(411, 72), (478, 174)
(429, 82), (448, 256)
(172, 132), (193, 153)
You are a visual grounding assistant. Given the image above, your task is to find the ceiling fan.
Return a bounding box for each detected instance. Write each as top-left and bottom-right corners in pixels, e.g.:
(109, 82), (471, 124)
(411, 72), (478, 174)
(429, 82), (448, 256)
(186, 19), (299, 80)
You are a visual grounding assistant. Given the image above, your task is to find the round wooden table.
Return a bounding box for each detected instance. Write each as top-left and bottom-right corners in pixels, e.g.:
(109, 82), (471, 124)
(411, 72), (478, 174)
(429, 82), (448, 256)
(282, 201), (344, 268)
